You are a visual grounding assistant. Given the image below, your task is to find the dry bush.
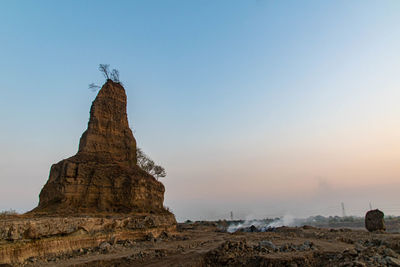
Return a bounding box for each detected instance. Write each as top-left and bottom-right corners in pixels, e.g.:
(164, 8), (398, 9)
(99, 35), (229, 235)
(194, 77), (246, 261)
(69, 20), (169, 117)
(0, 209), (19, 218)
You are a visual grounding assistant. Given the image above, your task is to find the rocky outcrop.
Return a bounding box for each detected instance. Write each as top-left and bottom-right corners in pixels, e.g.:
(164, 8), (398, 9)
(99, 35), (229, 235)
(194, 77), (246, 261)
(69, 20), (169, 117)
(78, 80), (137, 165)
(0, 214), (175, 241)
(365, 209), (385, 232)
(0, 80), (177, 264)
(32, 80), (170, 214)
(0, 214), (176, 264)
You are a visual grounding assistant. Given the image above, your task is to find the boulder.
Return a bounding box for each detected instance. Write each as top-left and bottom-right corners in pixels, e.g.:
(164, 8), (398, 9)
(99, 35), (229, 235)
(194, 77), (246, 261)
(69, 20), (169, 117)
(249, 225), (258, 232)
(365, 209), (385, 232)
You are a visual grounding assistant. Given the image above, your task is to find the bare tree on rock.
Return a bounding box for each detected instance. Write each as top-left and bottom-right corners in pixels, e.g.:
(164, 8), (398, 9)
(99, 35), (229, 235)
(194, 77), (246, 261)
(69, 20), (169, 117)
(110, 69), (120, 83)
(89, 83), (100, 92)
(89, 64), (122, 91)
(99, 64), (110, 80)
(137, 148), (166, 180)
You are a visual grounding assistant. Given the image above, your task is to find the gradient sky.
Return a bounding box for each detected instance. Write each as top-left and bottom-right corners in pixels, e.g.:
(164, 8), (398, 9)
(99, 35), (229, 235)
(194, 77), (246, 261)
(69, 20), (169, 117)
(1, 1), (400, 221)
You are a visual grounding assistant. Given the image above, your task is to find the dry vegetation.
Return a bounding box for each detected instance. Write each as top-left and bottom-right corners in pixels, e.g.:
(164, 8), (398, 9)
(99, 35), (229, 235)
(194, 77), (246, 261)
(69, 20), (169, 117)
(0, 210), (19, 219)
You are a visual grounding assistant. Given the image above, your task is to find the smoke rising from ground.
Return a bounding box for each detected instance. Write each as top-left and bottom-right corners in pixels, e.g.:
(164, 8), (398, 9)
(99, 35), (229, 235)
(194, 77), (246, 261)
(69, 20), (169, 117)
(227, 214), (296, 233)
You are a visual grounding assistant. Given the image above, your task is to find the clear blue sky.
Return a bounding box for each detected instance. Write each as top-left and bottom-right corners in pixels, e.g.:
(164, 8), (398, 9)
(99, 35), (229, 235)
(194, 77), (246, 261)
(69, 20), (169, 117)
(1, 1), (400, 221)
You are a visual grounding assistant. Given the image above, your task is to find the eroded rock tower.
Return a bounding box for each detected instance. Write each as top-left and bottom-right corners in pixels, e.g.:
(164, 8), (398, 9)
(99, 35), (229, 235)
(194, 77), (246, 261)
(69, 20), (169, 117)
(33, 80), (168, 214)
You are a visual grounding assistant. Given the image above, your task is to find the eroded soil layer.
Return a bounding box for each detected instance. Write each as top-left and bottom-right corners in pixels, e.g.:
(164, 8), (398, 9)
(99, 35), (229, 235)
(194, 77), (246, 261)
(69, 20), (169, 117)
(0, 213), (176, 265)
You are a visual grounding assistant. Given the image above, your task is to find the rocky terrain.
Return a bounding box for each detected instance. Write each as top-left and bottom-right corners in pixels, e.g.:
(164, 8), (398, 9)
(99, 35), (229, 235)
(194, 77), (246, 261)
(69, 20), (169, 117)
(1, 221), (400, 266)
(0, 80), (176, 265)
(0, 214), (175, 265)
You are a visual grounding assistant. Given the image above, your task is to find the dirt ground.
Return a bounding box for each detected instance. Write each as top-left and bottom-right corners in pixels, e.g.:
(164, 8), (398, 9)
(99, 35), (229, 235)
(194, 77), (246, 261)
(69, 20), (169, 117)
(11, 221), (400, 267)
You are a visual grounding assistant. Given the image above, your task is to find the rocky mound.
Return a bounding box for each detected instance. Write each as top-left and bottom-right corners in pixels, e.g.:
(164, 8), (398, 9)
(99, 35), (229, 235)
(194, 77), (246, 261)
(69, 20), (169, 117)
(32, 80), (170, 215)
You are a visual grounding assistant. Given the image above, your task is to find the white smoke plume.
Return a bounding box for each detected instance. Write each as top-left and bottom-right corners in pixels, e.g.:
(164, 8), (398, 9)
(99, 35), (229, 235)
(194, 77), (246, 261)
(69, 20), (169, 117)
(227, 214), (296, 233)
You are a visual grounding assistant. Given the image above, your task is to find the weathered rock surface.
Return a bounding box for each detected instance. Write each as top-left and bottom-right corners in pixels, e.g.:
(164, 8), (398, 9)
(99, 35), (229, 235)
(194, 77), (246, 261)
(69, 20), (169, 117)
(0, 215), (175, 241)
(0, 214), (176, 264)
(365, 209), (385, 232)
(78, 80), (137, 165)
(0, 80), (177, 264)
(32, 80), (168, 214)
